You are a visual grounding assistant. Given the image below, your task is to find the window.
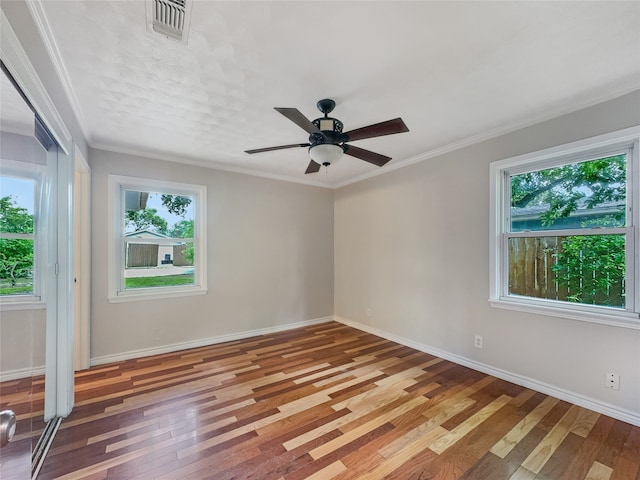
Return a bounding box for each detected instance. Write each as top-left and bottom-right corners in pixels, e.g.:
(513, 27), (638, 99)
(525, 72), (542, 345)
(0, 161), (45, 307)
(109, 175), (206, 302)
(490, 127), (640, 327)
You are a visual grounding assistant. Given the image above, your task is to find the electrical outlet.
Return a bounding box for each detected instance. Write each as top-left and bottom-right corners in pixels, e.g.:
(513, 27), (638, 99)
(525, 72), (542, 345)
(366, 308), (372, 317)
(474, 335), (483, 349)
(605, 372), (620, 390)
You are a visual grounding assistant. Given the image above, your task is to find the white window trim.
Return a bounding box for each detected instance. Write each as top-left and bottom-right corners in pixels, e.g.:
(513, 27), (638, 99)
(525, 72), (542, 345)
(108, 175), (207, 303)
(0, 159), (46, 310)
(489, 126), (640, 330)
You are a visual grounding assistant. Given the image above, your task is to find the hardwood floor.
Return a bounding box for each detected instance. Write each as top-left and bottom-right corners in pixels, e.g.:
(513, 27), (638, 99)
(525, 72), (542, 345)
(32, 322), (640, 479)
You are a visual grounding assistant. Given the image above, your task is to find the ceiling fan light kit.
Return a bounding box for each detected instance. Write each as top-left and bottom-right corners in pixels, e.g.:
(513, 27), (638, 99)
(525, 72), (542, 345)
(309, 144), (344, 166)
(245, 99), (409, 174)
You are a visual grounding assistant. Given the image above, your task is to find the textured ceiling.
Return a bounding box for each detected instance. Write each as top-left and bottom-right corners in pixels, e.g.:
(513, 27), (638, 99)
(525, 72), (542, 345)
(31, 1), (640, 187)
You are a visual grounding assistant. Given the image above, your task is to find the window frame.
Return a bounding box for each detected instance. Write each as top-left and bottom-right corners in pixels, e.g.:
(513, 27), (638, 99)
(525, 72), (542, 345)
(489, 126), (640, 329)
(108, 174), (207, 303)
(0, 159), (46, 310)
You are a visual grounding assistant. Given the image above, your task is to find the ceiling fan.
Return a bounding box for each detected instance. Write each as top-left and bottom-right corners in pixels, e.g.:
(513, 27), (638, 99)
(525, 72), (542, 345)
(245, 99), (409, 174)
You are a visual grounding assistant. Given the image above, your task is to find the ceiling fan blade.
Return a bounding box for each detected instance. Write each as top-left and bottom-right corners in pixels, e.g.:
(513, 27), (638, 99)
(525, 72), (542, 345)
(305, 160), (321, 174)
(343, 117), (409, 142)
(343, 144), (392, 167)
(274, 108), (321, 134)
(245, 143), (310, 154)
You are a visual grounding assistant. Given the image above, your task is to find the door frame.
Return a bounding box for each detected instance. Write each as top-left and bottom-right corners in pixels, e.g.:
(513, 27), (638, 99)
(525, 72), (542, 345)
(74, 145), (90, 371)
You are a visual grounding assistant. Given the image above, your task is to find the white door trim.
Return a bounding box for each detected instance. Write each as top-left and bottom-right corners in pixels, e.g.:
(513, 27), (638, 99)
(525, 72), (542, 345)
(74, 145), (90, 371)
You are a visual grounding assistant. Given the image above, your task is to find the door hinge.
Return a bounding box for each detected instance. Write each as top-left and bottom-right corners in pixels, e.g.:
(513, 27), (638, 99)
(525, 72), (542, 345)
(54, 263), (59, 275)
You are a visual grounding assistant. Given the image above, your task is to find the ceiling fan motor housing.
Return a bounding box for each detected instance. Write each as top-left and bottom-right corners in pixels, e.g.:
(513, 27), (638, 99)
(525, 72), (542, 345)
(309, 117), (347, 149)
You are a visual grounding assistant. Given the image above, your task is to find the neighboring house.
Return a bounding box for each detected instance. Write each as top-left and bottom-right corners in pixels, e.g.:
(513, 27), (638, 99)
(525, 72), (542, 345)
(511, 200), (625, 231)
(124, 229), (176, 268)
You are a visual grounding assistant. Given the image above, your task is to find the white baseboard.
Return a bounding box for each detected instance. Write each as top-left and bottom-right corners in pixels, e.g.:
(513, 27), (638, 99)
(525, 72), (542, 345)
(335, 316), (640, 427)
(90, 316), (334, 367)
(0, 365), (46, 382)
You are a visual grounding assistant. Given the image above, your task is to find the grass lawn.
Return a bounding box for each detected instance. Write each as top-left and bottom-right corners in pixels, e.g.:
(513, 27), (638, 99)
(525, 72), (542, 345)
(0, 278), (33, 295)
(0, 285), (33, 295)
(125, 274), (194, 289)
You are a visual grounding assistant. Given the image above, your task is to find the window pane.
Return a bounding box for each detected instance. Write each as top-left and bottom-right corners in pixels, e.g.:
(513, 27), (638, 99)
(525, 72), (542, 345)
(123, 241), (194, 290)
(0, 238), (34, 296)
(122, 190), (196, 291)
(510, 154), (626, 232)
(1, 179), (35, 297)
(123, 190), (194, 235)
(508, 235), (625, 308)
(0, 178), (34, 234)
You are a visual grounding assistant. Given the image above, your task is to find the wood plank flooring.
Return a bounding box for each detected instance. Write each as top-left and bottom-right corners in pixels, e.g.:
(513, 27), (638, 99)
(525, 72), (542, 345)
(28, 322), (640, 479)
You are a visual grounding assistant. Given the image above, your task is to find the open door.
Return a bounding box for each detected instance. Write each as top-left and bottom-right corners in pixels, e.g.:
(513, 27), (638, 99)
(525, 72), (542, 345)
(0, 65), (53, 480)
(1, 10), (76, 477)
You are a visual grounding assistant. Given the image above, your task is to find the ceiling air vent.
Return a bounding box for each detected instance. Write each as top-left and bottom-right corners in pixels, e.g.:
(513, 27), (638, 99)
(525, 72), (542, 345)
(146, 0), (193, 44)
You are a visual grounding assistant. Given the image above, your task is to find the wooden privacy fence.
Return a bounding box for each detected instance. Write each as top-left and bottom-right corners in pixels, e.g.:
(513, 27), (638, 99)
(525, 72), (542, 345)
(126, 243), (158, 267)
(508, 236), (624, 305)
(125, 243), (193, 268)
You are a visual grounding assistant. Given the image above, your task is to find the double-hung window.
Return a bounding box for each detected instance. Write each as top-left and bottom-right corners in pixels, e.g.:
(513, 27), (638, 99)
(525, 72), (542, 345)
(0, 160), (45, 308)
(109, 175), (207, 302)
(490, 127), (640, 327)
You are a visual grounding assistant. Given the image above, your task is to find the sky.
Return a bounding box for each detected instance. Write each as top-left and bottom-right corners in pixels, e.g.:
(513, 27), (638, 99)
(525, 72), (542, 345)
(0, 178), (193, 227)
(141, 192), (194, 227)
(0, 176), (35, 213)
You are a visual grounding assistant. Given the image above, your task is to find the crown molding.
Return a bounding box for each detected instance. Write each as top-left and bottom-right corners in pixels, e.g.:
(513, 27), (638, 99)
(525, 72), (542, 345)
(95, 82), (640, 191)
(334, 81), (640, 189)
(91, 141), (335, 189)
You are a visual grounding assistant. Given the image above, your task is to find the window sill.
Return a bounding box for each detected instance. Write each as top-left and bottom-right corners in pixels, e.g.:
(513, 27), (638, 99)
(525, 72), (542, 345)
(0, 299), (45, 311)
(489, 297), (640, 330)
(109, 287), (207, 303)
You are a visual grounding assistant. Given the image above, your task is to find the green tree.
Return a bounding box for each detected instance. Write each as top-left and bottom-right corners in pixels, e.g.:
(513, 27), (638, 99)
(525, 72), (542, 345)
(0, 196), (34, 290)
(511, 154), (625, 226)
(552, 234), (625, 307)
(511, 155), (626, 306)
(161, 195), (192, 217)
(168, 219), (194, 238)
(0, 196), (33, 233)
(168, 219), (195, 264)
(125, 208), (168, 235)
